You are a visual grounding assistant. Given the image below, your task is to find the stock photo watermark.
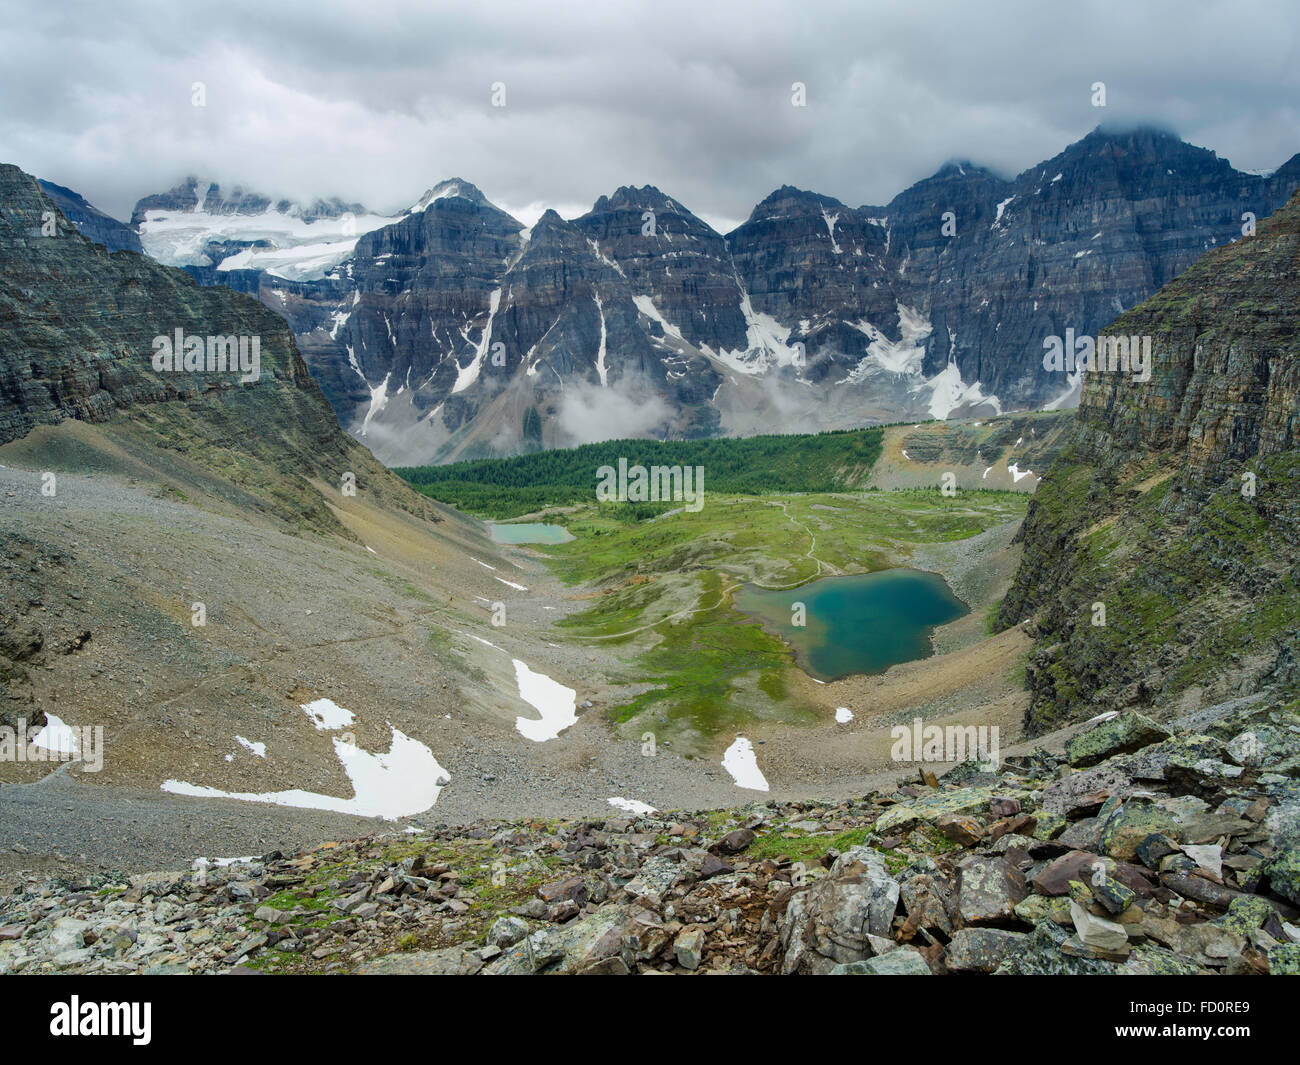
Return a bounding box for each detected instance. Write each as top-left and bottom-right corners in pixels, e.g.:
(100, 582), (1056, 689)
(151, 329), (261, 383)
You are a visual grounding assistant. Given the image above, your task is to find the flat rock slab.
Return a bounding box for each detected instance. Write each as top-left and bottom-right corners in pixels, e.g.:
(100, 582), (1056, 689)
(875, 785), (1026, 836)
(357, 947), (484, 975)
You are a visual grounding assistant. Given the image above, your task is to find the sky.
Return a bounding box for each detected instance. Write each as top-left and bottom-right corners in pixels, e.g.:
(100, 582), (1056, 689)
(1, 0), (1297, 233)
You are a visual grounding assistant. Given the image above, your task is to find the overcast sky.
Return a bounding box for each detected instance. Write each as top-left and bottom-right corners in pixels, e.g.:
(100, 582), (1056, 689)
(2, 0), (1296, 233)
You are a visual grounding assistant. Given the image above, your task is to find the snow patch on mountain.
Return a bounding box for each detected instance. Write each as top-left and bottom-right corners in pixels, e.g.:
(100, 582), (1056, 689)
(452, 288), (503, 394)
(360, 373), (391, 437)
(846, 302), (933, 379)
(138, 204), (397, 281)
(713, 287), (804, 374)
(914, 358), (1001, 420)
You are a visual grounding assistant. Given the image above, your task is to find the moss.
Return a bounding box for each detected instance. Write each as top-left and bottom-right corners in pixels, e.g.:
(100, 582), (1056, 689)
(749, 825), (873, 863)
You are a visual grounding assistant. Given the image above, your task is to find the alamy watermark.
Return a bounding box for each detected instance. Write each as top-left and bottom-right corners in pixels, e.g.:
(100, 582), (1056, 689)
(890, 717), (1000, 769)
(1043, 329), (1151, 383)
(151, 328), (261, 384)
(0, 717), (103, 772)
(596, 458), (705, 512)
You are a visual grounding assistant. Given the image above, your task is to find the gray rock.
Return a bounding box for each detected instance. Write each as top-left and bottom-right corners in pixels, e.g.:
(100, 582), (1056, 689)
(955, 857), (1026, 926)
(357, 947), (484, 975)
(487, 915), (531, 948)
(780, 849), (900, 974)
(1069, 900), (1129, 953)
(830, 949), (931, 975)
(673, 926), (706, 971)
(946, 928), (1028, 972)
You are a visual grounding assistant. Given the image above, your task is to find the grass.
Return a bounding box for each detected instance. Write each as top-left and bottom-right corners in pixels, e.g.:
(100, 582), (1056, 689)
(537, 489), (1028, 754)
(749, 825), (873, 863)
(245, 834), (558, 973)
(1015, 448), (1300, 731)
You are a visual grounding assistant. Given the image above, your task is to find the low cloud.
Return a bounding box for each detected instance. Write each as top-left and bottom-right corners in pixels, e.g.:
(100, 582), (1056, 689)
(1, 1), (1296, 229)
(555, 379), (672, 446)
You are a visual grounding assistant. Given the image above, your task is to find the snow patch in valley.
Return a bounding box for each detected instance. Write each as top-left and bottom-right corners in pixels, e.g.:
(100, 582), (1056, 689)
(835, 707), (853, 723)
(722, 736), (769, 791)
(235, 736), (266, 758)
(302, 698), (356, 731)
(513, 659), (578, 742)
(608, 797), (657, 815)
(29, 713), (80, 756)
(162, 700), (450, 820)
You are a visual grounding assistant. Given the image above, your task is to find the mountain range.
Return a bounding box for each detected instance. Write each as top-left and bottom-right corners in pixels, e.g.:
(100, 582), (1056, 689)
(43, 127), (1300, 465)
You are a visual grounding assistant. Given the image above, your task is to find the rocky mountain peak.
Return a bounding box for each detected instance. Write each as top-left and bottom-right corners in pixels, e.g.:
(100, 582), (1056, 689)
(746, 184), (848, 221)
(35, 178), (142, 254)
(407, 178), (491, 213)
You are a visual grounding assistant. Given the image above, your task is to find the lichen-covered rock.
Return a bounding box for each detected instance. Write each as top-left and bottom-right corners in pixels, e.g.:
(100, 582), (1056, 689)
(993, 921), (1120, 975)
(1258, 849), (1300, 906)
(1269, 942), (1300, 975)
(779, 850), (900, 975)
(875, 785), (1022, 836)
(830, 948), (931, 975)
(955, 857), (1026, 926)
(1099, 801), (1182, 862)
(946, 928), (1028, 972)
(1066, 712), (1171, 768)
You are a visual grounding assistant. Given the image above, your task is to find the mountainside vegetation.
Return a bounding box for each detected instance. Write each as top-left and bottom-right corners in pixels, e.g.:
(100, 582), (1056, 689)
(396, 427), (885, 518)
(999, 191), (1300, 734)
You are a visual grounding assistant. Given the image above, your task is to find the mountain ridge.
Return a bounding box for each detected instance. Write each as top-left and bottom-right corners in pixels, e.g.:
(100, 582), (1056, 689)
(24, 124), (1300, 464)
(998, 187), (1300, 733)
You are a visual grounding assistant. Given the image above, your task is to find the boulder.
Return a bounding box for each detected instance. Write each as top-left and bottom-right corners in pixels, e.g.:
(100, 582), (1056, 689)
(1065, 712), (1170, 768)
(946, 928), (1028, 972)
(955, 857), (1026, 926)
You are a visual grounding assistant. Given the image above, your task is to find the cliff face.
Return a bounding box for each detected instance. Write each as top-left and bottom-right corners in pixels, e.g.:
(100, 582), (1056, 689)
(0, 162), (433, 734)
(36, 180), (143, 254)
(998, 190), (1300, 733)
(127, 126), (1300, 462)
(0, 163), (413, 523)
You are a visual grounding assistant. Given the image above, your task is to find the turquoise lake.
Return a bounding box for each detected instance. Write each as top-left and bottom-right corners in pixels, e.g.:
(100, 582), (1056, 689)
(732, 570), (968, 681)
(488, 522), (575, 545)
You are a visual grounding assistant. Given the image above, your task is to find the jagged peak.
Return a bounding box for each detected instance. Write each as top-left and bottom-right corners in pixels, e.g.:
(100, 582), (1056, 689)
(407, 178), (490, 213)
(738, 185), (849, 227)
(1081, 121), (1185, 145)
(1048, 124), (1209, 167)
(891, 160), (1010, 205)
(762, 184), (846, 207)
(587, 183), (692, 216)
(531, 207), (570, 232)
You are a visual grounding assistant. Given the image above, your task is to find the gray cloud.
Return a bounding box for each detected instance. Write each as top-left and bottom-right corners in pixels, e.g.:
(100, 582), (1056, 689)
(2, 0), (1296, 231)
